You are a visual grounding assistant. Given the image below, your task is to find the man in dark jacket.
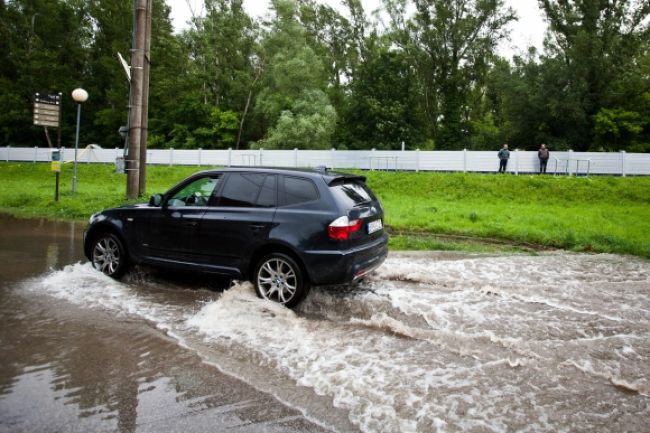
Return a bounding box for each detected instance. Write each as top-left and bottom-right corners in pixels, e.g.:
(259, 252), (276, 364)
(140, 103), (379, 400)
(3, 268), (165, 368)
(538, 143), (550, 174)
(498, 144), (510, 173)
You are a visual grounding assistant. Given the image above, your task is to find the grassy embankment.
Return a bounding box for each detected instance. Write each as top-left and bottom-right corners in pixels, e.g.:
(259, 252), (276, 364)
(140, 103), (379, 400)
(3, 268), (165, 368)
(1, 162), (649, 257)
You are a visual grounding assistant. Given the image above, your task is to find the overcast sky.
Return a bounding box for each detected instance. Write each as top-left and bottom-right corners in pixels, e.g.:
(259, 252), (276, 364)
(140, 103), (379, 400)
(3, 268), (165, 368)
(166, 0), (547, 58)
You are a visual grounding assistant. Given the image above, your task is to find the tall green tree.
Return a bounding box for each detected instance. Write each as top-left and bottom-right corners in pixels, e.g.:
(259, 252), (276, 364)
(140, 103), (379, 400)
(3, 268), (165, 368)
(409, 0), (515, 149)
(180, 0), (258, 148)
(539, 0), (650, 150)
(0, 0), (90, 147)
(341, 38), (427, 149)
(255, 0), (336, 149)
(85, 0), (131, 147)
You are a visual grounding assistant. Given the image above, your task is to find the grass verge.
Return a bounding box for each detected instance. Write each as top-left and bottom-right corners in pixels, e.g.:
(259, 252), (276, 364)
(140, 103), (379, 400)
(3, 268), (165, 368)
(1, 162), (648, 258)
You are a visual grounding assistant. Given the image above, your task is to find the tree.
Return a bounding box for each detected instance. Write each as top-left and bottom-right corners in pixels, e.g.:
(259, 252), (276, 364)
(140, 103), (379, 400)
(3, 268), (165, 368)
(340, 39), (427, 149)
(85, 0), (132, 147)
(0, 0), (90, 147)
(409, 0), (516, 149)
(255, 0), (336, 149)
(539, 0), (650, 150)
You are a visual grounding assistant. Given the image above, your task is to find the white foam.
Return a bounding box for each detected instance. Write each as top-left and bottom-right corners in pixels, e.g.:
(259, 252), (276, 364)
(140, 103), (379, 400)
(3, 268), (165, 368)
(23, 263), (188, 333)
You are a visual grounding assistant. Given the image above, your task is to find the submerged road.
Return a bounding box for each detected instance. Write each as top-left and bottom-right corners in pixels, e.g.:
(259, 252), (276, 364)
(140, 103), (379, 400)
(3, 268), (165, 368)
(1, 215), (649, 432)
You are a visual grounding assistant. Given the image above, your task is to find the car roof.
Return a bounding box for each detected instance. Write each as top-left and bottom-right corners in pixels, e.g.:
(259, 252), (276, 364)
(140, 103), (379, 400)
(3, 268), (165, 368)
(194, 166), (366, 185)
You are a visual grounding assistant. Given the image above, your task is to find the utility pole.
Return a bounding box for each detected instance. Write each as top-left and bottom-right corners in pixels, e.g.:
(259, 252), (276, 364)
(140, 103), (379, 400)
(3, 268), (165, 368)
(126, 0), (151, 199)
(138, 0), (152, 196)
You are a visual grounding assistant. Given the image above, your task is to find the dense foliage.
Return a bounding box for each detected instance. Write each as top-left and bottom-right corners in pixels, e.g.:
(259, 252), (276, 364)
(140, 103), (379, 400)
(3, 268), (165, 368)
(1, 0), (649, 151)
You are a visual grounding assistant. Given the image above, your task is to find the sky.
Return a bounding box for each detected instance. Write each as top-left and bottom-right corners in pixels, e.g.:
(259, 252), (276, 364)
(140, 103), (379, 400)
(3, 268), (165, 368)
(166, 0), (547, 58)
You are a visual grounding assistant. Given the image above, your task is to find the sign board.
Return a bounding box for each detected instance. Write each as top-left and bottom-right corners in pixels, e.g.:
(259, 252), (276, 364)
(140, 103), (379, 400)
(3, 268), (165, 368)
(33, 92), (61, 128)
(51, 149), (61, 172)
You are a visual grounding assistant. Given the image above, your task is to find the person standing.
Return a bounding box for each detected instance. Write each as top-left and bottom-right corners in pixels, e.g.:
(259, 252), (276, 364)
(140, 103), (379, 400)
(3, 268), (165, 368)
(498, 144), (510, 173)
(538, 143), (550, 174)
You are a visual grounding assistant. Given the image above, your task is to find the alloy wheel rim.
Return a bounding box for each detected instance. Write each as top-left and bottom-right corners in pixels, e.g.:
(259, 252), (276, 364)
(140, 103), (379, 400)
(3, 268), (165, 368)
(257, 258), (297, 304)
(93, 237), (121, 275)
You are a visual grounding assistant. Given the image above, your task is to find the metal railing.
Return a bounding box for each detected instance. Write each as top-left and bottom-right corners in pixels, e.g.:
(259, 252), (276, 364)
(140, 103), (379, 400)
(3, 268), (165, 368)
(553, 157), (592, 176)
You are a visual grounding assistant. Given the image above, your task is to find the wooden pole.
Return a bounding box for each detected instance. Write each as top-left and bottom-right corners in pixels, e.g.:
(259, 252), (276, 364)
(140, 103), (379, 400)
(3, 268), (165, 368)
(126, 0), (147, 199)
(138, 0), (152, 197)
(55, 172), (59, 201)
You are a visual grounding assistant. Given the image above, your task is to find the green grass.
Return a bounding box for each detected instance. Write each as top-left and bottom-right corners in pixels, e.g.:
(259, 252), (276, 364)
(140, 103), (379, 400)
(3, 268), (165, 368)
(364, 170), (650, 258)
(1, 162), (649, 258)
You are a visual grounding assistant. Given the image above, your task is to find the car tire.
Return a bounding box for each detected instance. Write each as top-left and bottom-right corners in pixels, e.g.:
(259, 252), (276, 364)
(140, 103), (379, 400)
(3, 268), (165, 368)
(91, 233), (128, 278)
(254, 253), (309, 308)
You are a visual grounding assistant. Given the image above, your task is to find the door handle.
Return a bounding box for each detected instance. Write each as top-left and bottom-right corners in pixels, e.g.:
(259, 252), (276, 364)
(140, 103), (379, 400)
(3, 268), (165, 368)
(250, 224), (265, 232)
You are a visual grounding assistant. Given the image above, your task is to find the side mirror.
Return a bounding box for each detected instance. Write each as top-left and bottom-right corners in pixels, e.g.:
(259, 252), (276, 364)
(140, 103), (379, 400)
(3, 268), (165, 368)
(149, 194), (162, 207)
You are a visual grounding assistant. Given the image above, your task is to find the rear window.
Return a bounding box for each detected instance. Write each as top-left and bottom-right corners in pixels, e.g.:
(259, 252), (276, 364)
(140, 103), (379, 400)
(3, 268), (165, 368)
(330, 180), (376, 208)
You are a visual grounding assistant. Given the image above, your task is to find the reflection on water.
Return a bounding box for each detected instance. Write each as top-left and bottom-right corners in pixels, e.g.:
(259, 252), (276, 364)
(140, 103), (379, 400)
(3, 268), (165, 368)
(0, 215), (331, 433)
(0, 214), (83, 282)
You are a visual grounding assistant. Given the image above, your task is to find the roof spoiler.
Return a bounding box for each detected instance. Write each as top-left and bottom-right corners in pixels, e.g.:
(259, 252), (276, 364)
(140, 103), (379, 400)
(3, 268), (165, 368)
(326, 173), (367, 186)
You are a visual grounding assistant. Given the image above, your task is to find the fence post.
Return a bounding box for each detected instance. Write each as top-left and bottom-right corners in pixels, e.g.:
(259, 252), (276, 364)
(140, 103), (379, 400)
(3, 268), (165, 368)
(515, 149), (519, 175)
(33, 146), (38, 163)
(6, 145), (9, 162)
(61, 147), (65, 163)
(621, 150), (627, 177)
(568, 149), (573, 176)
(228, 148), (232, 167)
(416, 148), (420, 173)
(331, 148), (336, 169)
(169, 148), (174, 166)
(294, 148), (298, 167)
(115, 147), (119, 159)
(198, 148), (202, 167)
(463, 148), (467, 172)
(259, 148), (263, 166)
(370, 148), (375, 170)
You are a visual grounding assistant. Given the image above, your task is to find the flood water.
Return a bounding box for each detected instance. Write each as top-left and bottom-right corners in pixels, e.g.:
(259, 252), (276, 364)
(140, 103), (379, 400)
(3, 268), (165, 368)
(1, 214), (649, 433)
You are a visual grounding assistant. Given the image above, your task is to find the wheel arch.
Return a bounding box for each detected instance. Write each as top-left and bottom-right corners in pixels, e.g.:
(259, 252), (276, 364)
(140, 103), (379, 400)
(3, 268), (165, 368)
(84, 222), (129, 261)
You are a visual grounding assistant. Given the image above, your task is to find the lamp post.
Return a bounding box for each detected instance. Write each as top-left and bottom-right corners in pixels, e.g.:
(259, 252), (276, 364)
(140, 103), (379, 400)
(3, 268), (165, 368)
(71, 88), (88, 193)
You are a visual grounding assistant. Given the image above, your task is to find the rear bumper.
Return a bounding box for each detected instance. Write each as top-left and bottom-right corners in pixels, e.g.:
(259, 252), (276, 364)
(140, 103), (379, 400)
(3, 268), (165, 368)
(302, 233), (389, 285)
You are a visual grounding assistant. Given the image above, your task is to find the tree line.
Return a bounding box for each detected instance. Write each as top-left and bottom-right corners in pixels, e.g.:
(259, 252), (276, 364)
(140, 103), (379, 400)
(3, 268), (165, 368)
(1, 0), (649, 152)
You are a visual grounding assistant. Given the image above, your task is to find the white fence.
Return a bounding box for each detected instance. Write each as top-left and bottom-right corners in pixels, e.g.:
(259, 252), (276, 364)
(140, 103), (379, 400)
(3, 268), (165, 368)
(2, 146), (649, 176)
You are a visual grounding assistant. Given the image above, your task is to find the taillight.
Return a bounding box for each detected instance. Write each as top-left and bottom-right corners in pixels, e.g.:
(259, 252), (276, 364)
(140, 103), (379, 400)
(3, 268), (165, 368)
(328, 216), (363, 240)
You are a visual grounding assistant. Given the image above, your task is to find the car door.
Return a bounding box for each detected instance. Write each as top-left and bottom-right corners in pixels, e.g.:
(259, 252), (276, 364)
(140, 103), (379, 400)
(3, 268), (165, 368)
(198, 172), (277, 270)
(136, 175), (221, 264)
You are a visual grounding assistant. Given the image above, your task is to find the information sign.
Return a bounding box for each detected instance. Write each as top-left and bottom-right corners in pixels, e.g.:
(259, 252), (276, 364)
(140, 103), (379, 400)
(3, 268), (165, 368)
(33, 92), (61, 128)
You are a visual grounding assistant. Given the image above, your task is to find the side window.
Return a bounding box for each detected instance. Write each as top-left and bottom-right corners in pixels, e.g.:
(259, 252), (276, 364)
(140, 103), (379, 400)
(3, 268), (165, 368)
(168, 176), (220, 207)
(281, 176), (319, 207)
(256, 175), (277, 208)
(218, 173), (266, 207)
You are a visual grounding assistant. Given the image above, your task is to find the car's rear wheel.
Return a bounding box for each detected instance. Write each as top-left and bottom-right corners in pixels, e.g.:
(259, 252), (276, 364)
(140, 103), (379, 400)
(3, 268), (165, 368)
(91, 233), (128, 278)
(254, 253), (309, 308)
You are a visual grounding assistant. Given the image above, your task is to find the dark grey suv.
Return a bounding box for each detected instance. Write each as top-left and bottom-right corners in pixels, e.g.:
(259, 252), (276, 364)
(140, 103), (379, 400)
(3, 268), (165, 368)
(84, 167), (388, 307)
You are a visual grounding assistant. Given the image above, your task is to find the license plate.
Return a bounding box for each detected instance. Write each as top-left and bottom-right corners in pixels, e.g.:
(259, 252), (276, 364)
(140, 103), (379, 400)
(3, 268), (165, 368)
(367, 219), (383, 234)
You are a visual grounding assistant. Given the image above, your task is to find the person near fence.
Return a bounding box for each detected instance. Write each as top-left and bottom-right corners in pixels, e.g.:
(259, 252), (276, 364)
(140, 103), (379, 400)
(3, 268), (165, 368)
(538, 143), (550, 174)
(497, 144), (510, 173)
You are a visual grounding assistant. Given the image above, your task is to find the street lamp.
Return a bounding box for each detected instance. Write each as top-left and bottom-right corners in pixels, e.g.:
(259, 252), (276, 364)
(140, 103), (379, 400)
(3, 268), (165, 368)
(71, 88), (88, 193)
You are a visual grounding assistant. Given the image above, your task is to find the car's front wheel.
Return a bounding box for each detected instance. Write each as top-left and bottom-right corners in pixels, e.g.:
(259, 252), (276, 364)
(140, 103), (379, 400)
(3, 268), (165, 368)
(254, 253), (309, 308)
(91, 233), (128, 278)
